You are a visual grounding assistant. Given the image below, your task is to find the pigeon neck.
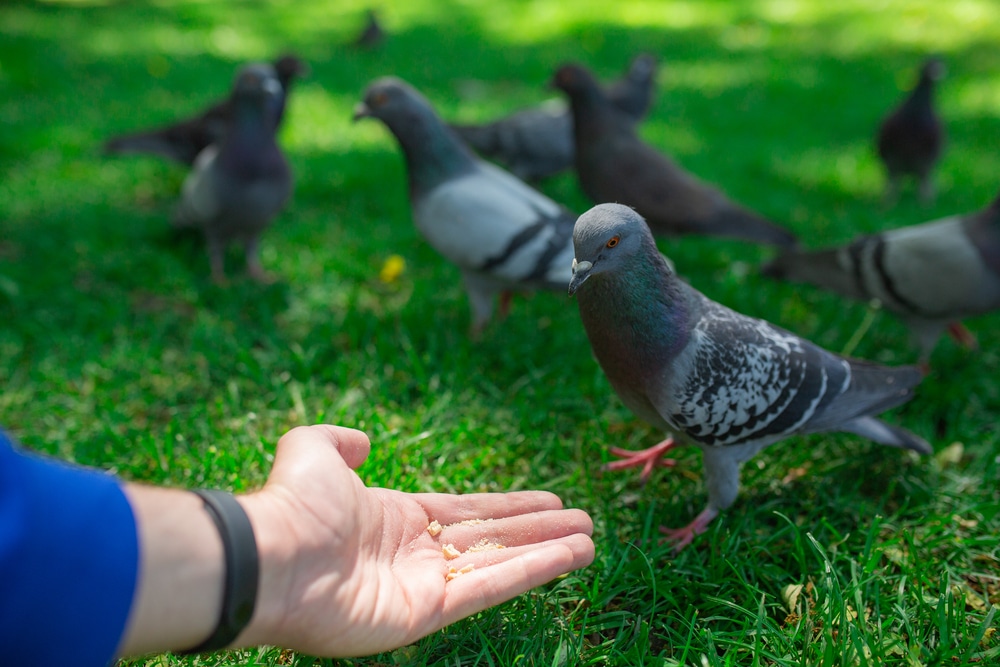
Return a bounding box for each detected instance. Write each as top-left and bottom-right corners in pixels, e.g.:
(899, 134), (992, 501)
(393, 110), (478, 197)
(231, 97), (276, 140)
(578, 247), (690, 375)
(905, 76), (935, 112)
(966, 199), (1000, 276)
(567, 85), (631, 142)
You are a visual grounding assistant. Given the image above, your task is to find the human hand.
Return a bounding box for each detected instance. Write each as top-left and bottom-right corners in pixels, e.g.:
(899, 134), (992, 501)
(238, 425), (595, 657)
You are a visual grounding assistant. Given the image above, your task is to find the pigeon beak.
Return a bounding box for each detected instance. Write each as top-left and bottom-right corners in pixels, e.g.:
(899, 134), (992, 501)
(568, 258), (593, 296)
(352, 102), (372, 122)
(263, 78), (282, 96)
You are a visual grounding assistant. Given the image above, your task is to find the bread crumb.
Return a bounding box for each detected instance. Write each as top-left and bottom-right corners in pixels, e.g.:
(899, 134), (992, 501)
(467, 538), (505, 552)
(445, 564), (475, 581)
(442, 543), (461, 560)
(427, 520), (442, 537)
(450, 518), (489, 527)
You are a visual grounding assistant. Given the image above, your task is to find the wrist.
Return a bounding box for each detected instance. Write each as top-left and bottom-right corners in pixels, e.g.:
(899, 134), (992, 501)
(229, 491), (297, 649)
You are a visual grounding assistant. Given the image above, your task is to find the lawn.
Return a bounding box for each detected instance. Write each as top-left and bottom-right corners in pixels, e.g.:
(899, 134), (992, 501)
(2, 0), (999, 665)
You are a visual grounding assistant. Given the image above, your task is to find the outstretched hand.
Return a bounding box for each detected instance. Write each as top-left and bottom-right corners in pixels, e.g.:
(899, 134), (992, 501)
(238, 425), (595, 657)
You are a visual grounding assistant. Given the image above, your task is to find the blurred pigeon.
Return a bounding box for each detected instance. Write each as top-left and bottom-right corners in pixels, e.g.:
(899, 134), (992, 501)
(762, 191), (1000, 362)
(173, 63), (292, 283)
(449, 54), (657, 182)
(103, 54), (307, 165)
(352, 8), (386, 49)
(876, 57), (946, 205)
(569, 203), (930, 549)
(553, 63), (797, 248)
(353, 76), (576, 334)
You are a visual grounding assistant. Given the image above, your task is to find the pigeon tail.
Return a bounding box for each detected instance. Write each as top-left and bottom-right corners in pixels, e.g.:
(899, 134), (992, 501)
(761, 246), (867, 299)
(103, 131), (199, 165)
(694, 206), (798, 249)
(450, 123), (500, 154)
(839, 416), (932, 455)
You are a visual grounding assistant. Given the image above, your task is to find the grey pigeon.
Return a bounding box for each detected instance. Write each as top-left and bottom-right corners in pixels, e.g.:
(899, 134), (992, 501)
(553, 63), (798, 248)
(352, 8), (386, 49)
(353, 76), (576, 334)
(762, 192), (1000, 362)
(569, 203), (930, 549)
(173, 63), (292, 283)
(876, 57), (946, 205)
(104, 54), (307, 166)
(448, 54), (657, 182)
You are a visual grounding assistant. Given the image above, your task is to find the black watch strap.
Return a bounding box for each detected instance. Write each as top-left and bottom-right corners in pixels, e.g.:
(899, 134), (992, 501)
(179, 489), (259, 654)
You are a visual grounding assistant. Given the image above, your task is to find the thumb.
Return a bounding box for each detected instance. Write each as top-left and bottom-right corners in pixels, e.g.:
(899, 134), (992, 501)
(310, 424), (371, 469)
(272, 424), (372, 474)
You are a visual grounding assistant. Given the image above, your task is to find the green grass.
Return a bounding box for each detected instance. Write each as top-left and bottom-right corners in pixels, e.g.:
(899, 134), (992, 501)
(2, 0), (999, 665)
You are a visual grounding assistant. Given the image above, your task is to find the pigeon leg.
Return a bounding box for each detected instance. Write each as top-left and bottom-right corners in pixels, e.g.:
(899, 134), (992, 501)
(947, 322), (977, 349)
(882, 173), (901, 208)
(462, 271), (499, 338)
(498, 290), (514, 321)
(207, 237), (229, 285)
(603, 437), (679, 484)
(658, 506), (718, 551)
(245, 236), (276, 284)
(918, 172), (936, 206)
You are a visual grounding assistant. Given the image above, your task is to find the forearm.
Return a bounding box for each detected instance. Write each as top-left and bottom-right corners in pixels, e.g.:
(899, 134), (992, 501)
(117, 485), (226, 656)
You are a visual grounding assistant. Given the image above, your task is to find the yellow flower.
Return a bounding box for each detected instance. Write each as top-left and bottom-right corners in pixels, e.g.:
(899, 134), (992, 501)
(379, 254), (406, 283)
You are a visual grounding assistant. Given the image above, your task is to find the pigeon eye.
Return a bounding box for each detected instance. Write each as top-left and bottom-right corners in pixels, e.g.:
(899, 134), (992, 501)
(606, 236), (620, 248)
(373, 91), (388, 106)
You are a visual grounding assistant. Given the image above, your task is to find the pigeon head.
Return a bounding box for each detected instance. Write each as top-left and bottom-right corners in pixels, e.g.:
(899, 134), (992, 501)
(353, 77), (478, 196)
(569, 203), (656, 295)
(233, 63), (283, 101)
(273, 54), (309, 87)
(626, 54), (657, 85)
(550, 63), (603, 101)
(353, 77), (428, 124)
(921, 56), (946, 83)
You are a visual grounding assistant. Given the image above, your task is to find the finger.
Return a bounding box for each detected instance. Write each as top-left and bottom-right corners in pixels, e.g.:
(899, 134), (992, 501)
(414, 490), (566, 523)
(276, 424), (371, 469)
(439, 534), (595, 626)
(434, 508), (594, 551)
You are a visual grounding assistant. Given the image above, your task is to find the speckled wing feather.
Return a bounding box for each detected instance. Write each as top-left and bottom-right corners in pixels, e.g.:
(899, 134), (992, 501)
(665, 290), (923, 449)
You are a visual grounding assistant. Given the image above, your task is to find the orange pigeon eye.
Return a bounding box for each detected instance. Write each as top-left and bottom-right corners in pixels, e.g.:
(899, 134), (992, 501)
(372, 91), (388, 106)
(606, 236), (620, 248)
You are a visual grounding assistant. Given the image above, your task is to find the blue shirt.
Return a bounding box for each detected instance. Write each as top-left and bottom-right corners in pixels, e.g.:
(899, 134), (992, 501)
(0, 430), (138, 666)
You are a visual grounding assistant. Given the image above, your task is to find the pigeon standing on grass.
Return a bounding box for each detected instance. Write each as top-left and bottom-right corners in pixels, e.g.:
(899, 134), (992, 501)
(173, 63), (292, 284)
(552, 64), (798, 248)
(353, 77), (578, 335)
(352, 8), (386, 50)
(449, 54), (657, 182)
(876, 57), (946, 206)
(762, 191), (1000, 362)
(103, 54), (307, 165)
(569, 203), (930, 549)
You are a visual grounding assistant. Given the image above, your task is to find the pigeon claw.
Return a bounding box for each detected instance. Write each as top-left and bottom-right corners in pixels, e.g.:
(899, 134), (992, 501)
(658, 507), (718, 552)
(946, 322), (978, 350)
(602, 437), (679, 484)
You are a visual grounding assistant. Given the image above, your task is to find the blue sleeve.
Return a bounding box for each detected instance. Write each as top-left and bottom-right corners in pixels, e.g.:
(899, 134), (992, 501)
(0, 429), (139, 666)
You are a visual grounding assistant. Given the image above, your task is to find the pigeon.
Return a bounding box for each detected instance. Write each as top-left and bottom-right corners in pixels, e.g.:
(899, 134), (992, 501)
(448, 54), (657, 182)
(353, 76), (577, 334)
(761, 191), (1000, 362)
(569, 203), (930, 549)
(173, 63), (292, 283)
(876, 57), (946, 205)
(352, 8), (386, 50)
(103, 54), (307, 166)
(552, 63), (798, 248)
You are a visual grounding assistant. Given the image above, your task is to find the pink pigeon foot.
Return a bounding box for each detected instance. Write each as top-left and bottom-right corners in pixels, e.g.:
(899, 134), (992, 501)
(498, 290), (514, 321)
(658, 506), (719, 551)
(947, 322), (978, 349)
(603, 437), (679, 484)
